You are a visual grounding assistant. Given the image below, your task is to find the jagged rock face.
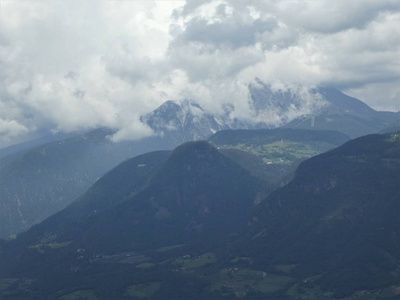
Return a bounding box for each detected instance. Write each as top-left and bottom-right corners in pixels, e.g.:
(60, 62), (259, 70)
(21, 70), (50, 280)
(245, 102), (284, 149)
(141, 85), (328, 142)
(248, 82), (329, 127)
(142, 85), (398, 143)
(141, 100), (226, 144)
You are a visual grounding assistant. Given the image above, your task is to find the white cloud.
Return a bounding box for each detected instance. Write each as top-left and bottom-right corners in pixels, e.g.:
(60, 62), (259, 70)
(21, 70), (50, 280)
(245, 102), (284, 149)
(344, 81), (400, 112)
(263, 0), (400, 33)
(0, 0), (399, 147)
(0, 119), (29, 146)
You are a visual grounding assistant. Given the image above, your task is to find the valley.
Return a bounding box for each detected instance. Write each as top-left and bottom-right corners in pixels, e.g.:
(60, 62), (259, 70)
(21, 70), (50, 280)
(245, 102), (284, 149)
(2, 2), (399, 298)
(0, 87), (394, 239)
(0, 131), (399, 299)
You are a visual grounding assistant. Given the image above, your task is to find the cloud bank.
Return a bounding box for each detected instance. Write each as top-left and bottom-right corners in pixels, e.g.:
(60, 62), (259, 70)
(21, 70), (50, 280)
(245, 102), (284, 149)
(0, 0), (399, 146)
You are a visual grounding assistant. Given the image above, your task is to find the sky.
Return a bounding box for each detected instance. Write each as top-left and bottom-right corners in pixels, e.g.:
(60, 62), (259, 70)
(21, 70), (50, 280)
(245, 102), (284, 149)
(0, 0), (399, 147)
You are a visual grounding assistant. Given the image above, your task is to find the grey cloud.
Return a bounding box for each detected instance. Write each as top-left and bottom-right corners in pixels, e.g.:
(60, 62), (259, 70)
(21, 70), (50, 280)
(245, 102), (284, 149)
(167, 43), (263, 81)
(174, 0), (203, 19)
(178, 18), (277, 48)
(262, 0), (400, 34)
(0, 119), (29, 146)
(0, 1), (179, 146)
(1, 0), (399, 147)
(256, 24), (298, 51)
(169, 0), (399, 109)
(344, 81), (400, 112)
(215, 4), (228, 18)
(73, 89), (85, 99)
(65, 71), (78, 80)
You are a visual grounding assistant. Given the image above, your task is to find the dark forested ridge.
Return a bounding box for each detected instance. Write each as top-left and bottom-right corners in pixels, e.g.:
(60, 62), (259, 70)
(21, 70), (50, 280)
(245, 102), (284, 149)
(19, 141), (261, 253)
(0, 132), (399, 299)
(242, 131), (400, 297)
(0, 142), (262, 282)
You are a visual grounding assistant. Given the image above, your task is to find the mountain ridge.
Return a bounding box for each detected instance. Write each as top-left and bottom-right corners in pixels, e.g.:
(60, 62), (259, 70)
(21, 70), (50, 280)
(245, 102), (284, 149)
(242, 131), (400, 297)
(9, 141), (262, 255)
(0, 132), (399, 299)
(0, 85), (397, 238)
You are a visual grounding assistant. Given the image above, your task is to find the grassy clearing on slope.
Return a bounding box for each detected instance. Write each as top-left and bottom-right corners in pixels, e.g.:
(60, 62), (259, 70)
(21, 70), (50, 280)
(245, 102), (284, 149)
(156, 244), (185, 252)
(135, 262), (155, 269)
(287, 281), (400, 299)
(173, 252), (217, 269)
(28, 241), (71, 253)
(95, 252), (150, 264)
(230, 256), (253, 264)
(210, 268), (293, 297)
(275, 264), (296, 274)
(124, 282), (161, 299)
(61, 289), (97, 300)
(287, 280), (332, 300)
(117, 254), (149, 264)
(218, 141), (332, 165)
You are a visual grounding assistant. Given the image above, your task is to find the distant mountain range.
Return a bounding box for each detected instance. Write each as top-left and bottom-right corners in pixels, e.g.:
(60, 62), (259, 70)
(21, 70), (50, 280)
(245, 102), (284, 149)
(0, 131), (398, 299)
(0, 86), (397, 238)
(285, 87), (399, 138)
(0, 129), (176, 238)
(143, 85), (399, 141)
(0, 131), (78, 161)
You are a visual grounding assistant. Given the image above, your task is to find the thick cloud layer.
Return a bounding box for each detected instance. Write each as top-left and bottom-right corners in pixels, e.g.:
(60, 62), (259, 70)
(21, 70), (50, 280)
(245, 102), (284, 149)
(1, 0), (399, 146)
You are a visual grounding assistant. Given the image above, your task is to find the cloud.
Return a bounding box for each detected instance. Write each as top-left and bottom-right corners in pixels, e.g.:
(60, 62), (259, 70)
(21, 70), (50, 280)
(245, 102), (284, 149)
(0, 0), (399, 147)
(252, 0), (400, 34)
(0, 119), (29, 145)
(168, 0), (400, 112)
(344, 81), (400, 112)
(177, 18), (277, 48)
(0, 0), (182, 146)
